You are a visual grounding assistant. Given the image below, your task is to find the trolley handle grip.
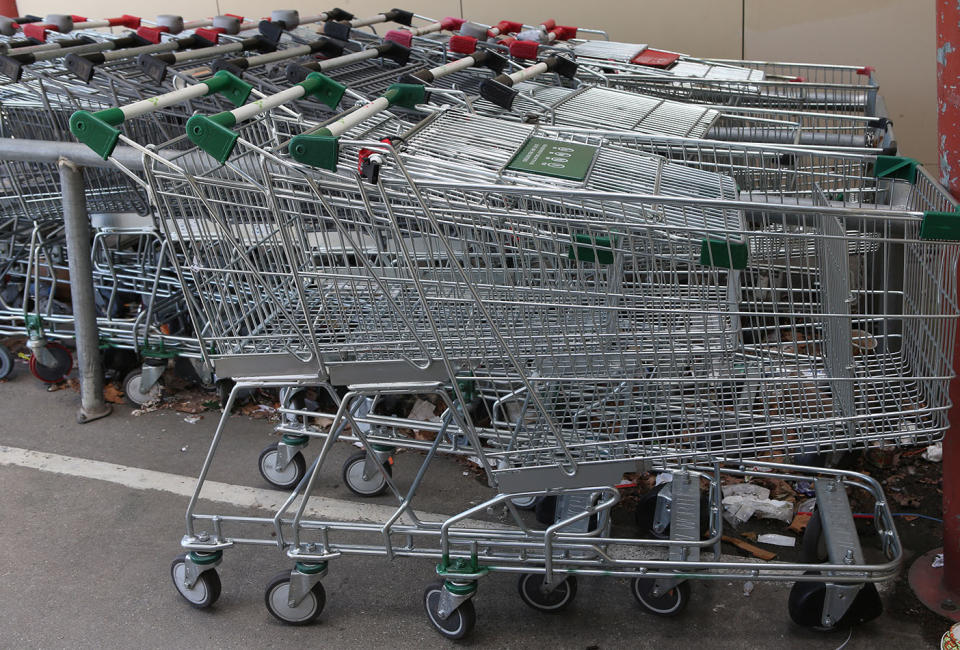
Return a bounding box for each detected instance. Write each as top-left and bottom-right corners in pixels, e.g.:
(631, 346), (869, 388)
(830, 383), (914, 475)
(285, 39), (410, 84)
(65, 33), (215, 82)
(186, 72), (347, 163)
(399, 45), (508, 85)
(137, 34), (275, 83)
(212, 36), (344, 78)
(0, 33), (145, 81)
(69, 70), (253, 159)
(288, 82), (427, 171)
(479, 55), (577, 110)
(324, 8), (414, 41)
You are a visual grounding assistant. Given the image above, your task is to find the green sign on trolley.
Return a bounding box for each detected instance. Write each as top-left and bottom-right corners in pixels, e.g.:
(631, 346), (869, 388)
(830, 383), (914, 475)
(505, 137), (598, 181)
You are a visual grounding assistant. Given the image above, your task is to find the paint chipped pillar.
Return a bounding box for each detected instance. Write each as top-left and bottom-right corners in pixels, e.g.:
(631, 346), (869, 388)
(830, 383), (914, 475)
(939, 0), (960, 197)
(941, 0), (960, 597)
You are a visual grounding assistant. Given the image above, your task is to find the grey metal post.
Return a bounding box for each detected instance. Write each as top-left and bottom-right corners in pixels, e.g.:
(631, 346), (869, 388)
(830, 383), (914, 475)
(58, 158), (111, 423)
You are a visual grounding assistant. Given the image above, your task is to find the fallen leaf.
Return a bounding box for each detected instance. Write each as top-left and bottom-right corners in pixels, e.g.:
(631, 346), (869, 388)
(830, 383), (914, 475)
(103, 384), (126, 404)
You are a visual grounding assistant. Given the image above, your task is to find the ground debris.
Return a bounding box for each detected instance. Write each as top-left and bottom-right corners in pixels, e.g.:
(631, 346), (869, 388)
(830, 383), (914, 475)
(103, 383), (125, 404)
(722, 534), (777, 561)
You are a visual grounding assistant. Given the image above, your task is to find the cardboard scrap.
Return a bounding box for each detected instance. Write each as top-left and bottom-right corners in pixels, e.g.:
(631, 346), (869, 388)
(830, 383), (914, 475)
(722, 535), (777, 561)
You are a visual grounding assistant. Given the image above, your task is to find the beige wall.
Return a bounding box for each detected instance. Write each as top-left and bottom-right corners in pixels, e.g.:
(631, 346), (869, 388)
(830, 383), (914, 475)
(16, 0), (937, 167)
(743, 0), (937, 168)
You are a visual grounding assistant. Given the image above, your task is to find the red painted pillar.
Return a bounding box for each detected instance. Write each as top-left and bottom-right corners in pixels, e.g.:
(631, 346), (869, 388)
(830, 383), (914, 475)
(940, 0), (960, 198)
(941, 0), (960, 593)
(0, 0), (18, 18)
(909, 0), (960, 620)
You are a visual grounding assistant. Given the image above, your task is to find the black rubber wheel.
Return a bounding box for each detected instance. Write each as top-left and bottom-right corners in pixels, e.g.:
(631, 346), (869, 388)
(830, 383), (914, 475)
(635, 483), (671, 539)
(217, 378), (236, 409)
(0, 344), (14, 380)
(342, 451), (391, 497)
(517, 573), (577, 613)
(258, 442), (307, 490)
(101, 348), (138, 379)
(510, 495), (540, 510)
(170, 553), (221, 609)
(423, 583), (476, 641)
(631, 577), (690, 617)
(534, 495), (558, 526)
(264, 571), (325, 625)
(788, 573), (882, 630)
(123, 369), (162, 406)
(799, 508), (827, 563)
(29, 341), (72, 383)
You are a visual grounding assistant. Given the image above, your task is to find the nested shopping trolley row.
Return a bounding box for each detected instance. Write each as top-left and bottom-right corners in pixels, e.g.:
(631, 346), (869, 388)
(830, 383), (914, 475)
(0, 6), (952, 639)
(66, 66), (959, 637)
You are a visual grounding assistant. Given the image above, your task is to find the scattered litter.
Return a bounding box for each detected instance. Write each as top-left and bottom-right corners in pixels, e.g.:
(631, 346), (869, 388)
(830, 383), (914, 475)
(923, 442), (943, 462)
(655, 473), (673, 485)
(462, 471), (470, 476)
(757, 533), (796, 547)
(934, 553), (945, 568)
(408, 398), (442, 423)
(743, 581), (754, 597)
(180, 446), (188, 452)
(794, 480), (816, 497)
(183, 415), (203, 424)
(722, 483), (794, 525)
(722, 535), (777, 561)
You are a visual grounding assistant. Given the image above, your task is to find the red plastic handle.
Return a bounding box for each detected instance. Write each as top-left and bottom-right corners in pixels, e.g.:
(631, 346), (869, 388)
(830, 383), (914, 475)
(509, 39), (539, 60)
(448, 34), (478, 55)
(224, 13), (245, 21)
(552, 25), (577, 40)
(195, 27), (224, 42)
(108, 14), (141, 28)
(137, 25), (169, 43)
(384, 29), (412, 48)
(23, 23), (53, 40)
(540, 18), (556, 30)
(495, 20), (522, 34)
(857, 66), (875, 76)
(70, 14), (87, 22)
(440, 16), (464, 31)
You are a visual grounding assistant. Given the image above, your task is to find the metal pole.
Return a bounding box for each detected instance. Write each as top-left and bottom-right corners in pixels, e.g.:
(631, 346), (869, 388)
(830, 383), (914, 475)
(908, 0), (960, 620)
(58, 158), (111, 424)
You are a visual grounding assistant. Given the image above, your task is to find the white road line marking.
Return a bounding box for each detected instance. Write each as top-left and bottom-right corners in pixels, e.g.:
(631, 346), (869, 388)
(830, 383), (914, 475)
(0, 445), (487, 526)
(0, 446), (808, 571)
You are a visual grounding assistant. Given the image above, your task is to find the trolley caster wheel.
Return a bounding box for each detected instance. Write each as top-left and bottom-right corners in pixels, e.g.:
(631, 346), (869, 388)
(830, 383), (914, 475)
(799, 507), (828, 563)
(534, 495), (557, 526)
(170, 553), (221, 609)
(423, 583), (476, 641)
(0, 344), (14, 380)
(342, 451), (391, 497)
(788, 575), (882, 630)
(631, 577), (690, 617)
(258, 442), (307, 490)
(123, 369), (162, 406)
(29, 341), (72, 383)
(217, 378), (236, 409)
(509, 495), (540, 510)
(264, 571), (325, 625)
(517, 573), (577, 613)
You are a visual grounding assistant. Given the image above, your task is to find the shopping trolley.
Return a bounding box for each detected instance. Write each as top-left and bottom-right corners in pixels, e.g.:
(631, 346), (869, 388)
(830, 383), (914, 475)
(74, 75), (960, 635)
